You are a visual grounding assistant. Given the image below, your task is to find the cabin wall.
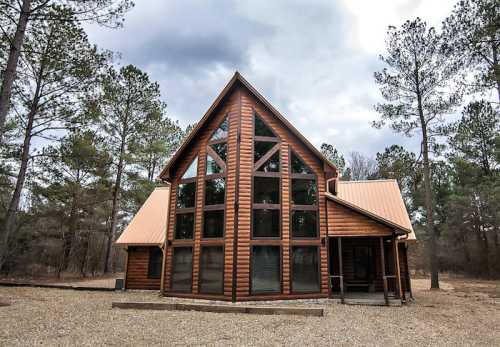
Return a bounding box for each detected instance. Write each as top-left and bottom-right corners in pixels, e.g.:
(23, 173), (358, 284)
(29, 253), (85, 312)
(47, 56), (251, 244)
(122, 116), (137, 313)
(327, 200), (392, 236)
(126, 246), (161, 290)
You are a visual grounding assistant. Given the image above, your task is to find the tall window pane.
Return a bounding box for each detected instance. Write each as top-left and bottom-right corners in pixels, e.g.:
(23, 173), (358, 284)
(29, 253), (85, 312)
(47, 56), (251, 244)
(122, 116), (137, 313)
(205, 178), (225, 205)
(175, 213), (194, 239)
(254, 177), (279, 204)
(292, 246), (320, 292)
(291, 210), (318, 238)
(171, 247), (193, 292)
(251, 246), (281, 293)
(177, 182), (196, 208)
(199, 246), (224, 294)
(291, 179), (317, 205)
(253, 209), (280, 238)
(203, 210), (224, 238)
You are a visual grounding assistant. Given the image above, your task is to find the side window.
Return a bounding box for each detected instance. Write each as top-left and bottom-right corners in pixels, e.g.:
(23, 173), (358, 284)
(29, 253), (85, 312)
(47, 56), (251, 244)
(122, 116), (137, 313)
(147, 247), (163, 279)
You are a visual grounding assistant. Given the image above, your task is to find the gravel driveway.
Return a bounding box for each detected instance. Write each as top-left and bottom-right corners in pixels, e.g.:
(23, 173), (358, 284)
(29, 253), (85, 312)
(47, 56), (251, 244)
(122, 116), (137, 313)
(0, 278), (499, 346)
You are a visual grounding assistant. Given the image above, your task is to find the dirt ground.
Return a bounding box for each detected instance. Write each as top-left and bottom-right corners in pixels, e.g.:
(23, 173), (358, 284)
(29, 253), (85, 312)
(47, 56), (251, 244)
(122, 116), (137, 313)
(0, 278), (499, 346)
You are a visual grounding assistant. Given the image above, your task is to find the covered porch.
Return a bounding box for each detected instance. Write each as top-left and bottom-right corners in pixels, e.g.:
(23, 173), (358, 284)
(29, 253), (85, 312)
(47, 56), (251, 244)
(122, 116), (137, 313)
(328, 236), (412, 305)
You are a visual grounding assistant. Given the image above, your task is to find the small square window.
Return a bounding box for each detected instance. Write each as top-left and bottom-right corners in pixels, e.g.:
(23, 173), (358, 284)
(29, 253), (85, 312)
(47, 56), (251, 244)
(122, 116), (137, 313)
(253, 209), (280, 238)
(292, 179), (317, 205)
(253, 177), (279, 204)
(176, 182), (196, 208)
(175, 213), (194, 239)
(291, 210), (318, 238)
(205, 178), (225, 205)
(203, 210), (224, 238)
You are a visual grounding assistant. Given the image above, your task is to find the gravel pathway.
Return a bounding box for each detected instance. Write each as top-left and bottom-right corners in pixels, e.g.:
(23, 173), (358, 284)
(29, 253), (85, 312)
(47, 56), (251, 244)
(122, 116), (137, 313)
(0, 278), (499, 346)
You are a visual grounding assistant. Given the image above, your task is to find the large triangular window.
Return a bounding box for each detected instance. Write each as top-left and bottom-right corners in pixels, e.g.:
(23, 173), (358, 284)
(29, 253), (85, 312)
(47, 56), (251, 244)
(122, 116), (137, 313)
(210, 117), (228, 141)
(182, 156), (198, 179)
(206, 154), (223, 175)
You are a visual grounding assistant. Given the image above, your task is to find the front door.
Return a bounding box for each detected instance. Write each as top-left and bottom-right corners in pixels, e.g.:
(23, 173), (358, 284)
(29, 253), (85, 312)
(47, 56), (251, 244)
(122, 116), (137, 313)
(353, 246), (372, 281)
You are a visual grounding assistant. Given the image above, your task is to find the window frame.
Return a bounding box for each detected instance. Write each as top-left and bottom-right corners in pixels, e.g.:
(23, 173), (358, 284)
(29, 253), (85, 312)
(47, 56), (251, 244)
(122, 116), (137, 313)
(174, 157), (198, 241)
(289, 150), (320, 239)
(201, 117), (229, 240)
(251, 112), (282, 240)
(198, 245), (225, 295)
(170, 245), (194, 293)
(290, 245), (321, 294)
(250, 245), (283, 295)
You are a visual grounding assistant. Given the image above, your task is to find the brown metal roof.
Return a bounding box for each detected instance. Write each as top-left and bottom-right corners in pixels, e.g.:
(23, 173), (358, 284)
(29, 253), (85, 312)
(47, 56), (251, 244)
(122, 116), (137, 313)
(327, 179), (416, 240)
(115, 186), (170, 247)
(158, 71), (338, 181)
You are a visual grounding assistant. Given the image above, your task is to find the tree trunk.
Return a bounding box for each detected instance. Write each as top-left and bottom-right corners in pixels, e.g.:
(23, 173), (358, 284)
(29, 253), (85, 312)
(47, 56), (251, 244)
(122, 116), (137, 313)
(491, 41), (500, 103)
(103, 137), (126, 273)
(481, 230), (491, 279)
(414, 53), (439, 289)
(0, 104), (37, 269)
(0, 0), (32, 142)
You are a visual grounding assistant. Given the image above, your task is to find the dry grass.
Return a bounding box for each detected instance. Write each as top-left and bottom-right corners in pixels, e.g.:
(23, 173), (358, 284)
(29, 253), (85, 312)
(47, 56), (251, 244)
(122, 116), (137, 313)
(1, 278), (499, 346)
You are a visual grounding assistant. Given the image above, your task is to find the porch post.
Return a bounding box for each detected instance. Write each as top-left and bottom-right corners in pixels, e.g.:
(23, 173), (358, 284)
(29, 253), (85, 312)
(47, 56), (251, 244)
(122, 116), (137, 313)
(338, 237), (344, 303)
(379, 237), (388, 305)
(393, 234), (402, 299)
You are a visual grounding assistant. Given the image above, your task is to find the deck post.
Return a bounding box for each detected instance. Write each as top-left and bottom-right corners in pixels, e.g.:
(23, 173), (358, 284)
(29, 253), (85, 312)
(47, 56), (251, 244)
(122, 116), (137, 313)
(393, 234), (402, 299)
(379, 237), (388, 305)
(338, 237), (344, 303)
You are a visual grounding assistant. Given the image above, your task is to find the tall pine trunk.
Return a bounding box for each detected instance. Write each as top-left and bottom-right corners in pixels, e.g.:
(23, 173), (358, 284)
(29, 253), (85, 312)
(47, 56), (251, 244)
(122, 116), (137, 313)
(0, 0), (32, 142)
(415, 58), (439, 289)
(492, 41), (500, 103)
(103, 137), (126, 273)
(0, 101), (37, 269)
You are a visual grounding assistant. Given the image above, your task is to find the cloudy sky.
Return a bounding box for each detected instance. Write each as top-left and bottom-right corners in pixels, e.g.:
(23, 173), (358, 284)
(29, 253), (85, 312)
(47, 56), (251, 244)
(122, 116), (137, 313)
(86, 0), (457, 157)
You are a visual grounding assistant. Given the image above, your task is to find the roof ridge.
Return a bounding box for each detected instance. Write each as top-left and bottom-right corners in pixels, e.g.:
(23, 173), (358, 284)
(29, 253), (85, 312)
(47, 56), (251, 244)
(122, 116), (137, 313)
(338, 179), (397, 184)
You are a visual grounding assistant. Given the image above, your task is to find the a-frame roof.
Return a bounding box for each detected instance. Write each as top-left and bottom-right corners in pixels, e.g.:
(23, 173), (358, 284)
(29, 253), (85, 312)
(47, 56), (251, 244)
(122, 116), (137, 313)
(159, 72), (338, 181)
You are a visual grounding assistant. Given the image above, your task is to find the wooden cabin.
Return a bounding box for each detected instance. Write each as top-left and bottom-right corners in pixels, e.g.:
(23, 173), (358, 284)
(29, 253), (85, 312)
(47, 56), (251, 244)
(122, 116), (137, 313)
(116, 72), (415, 303)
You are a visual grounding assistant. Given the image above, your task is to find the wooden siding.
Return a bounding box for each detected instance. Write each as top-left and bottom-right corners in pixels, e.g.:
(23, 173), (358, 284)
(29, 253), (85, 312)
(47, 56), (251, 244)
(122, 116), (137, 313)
(163, 90), (239, 296)
(126, 247), (161, 290)
(327, 200), (393, 236)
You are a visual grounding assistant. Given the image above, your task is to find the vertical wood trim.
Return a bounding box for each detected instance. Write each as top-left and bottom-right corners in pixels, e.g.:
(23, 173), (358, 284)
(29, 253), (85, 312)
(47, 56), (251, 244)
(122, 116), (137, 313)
(232, 90), (242, 302)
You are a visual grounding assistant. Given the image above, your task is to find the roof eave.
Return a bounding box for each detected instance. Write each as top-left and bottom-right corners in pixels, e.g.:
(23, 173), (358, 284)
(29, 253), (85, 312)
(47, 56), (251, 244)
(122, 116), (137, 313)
(325, 192), (412, 235)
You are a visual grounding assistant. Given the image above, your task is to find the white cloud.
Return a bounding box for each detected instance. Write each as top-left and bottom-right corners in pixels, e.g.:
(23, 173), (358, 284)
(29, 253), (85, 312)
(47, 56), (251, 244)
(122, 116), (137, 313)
(85, 0), (458, 158)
